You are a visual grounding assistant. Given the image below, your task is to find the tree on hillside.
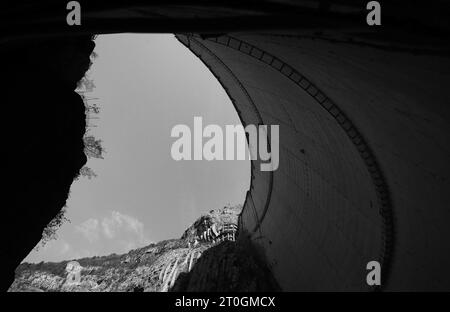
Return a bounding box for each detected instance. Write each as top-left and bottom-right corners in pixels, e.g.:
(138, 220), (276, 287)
(83, 135), (104, 159)
(77, 166), (98, 180)
(34, 207), (70, 251)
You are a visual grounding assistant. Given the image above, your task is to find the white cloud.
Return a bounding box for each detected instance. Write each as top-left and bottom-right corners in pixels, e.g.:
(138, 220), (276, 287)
(60, 241), (71, 255)
(75, 211), (151, 250)
(101, 211), (147, 244)
(75, 218), (100, 243)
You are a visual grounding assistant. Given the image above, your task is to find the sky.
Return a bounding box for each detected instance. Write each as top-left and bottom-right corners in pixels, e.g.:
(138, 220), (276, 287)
(24, 34), (250, 263)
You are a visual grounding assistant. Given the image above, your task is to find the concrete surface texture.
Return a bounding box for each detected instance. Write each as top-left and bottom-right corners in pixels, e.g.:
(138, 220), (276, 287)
(176, 32), (450, 291)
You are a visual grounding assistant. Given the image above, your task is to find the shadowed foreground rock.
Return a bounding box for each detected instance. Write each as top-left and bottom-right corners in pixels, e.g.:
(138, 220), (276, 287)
(171, 238), (279, 292)
(1, 36), (95, 291)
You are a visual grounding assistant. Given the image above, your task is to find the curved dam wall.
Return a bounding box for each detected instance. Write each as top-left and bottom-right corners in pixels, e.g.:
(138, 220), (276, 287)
(176, 33), (450, 291)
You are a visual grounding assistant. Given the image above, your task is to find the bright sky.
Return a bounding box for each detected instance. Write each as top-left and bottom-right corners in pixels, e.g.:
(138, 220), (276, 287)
(24, 34), (250, 263)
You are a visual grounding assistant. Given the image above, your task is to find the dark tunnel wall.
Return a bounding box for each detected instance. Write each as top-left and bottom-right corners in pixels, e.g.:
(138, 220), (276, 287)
(176, 33), (450, 291)
(1, 36), (95, 291)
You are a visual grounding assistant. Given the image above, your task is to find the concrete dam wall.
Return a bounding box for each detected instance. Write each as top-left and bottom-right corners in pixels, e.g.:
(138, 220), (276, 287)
(176, 33), (450, 291)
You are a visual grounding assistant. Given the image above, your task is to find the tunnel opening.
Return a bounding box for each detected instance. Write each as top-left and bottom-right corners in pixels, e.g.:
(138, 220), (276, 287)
(3, 30), (394, 293)
(8, 34), (262, 291)
(5, 32), (391, 292)
(24, 33), (252, 262)
(3, 1), (450, 292)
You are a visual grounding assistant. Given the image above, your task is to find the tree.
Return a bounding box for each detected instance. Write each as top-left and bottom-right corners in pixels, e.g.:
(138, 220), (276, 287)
(35, 207), (70, 251)
(83, 135), (104, 159)
(86, 102), (100, 115)
(77, 166), (97, 180)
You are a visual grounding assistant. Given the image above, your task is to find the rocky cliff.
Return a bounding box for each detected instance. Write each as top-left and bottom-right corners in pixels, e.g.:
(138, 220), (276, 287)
(9, 205), (278, 292)
(1, 35), (95, 291)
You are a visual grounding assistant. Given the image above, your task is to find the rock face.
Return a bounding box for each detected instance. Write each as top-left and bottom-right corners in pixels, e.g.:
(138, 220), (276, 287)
(1, 35), (95, 291)
(9, 205), (278, 292)
(171, 239), (279, 292)
(181, 205), (240, 245)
